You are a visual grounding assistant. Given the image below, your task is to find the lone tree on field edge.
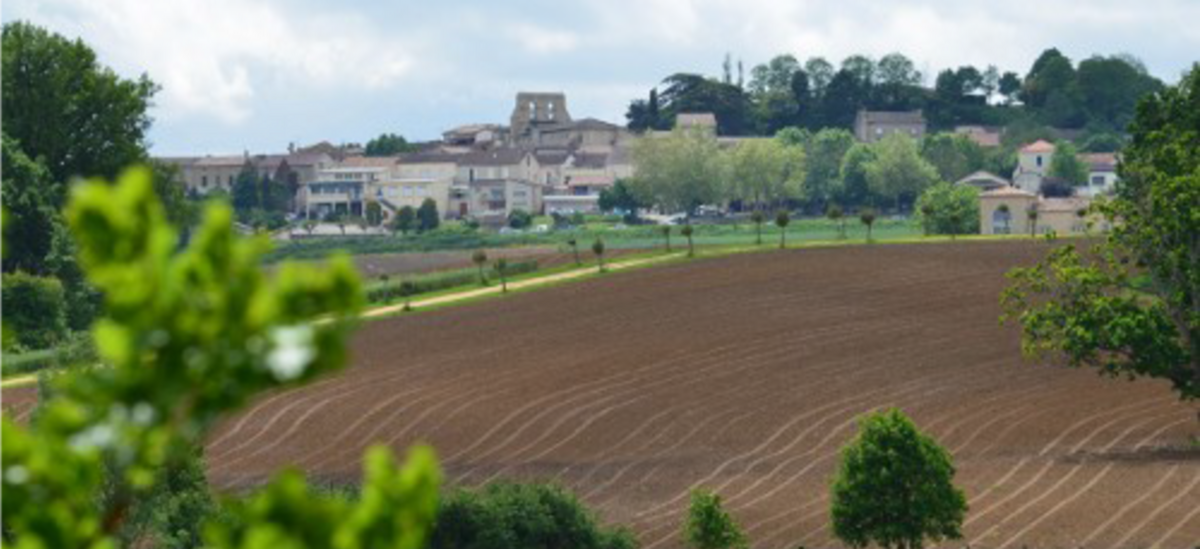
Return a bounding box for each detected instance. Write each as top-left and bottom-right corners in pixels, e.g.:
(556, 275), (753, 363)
(472, 249), (488, 285)
(775, 211), (790, 249)
(750, 210), (766, 245)
(831, 408), (967, 549)
(860, 208), (877, 242)
(1026, 205), (1039, 237)
(661, 225), (673, 252)
(684, 489), (747, 549)
(681, 224), (695, 257)
(827, 204), (845, 239)
(592, 239), (607, 272)
(493, 258), (509, 293)
(566, 238), (581, 265)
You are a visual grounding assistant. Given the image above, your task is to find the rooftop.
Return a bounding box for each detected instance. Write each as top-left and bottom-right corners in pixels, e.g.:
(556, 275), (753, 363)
(1020, 140), (1056, 154)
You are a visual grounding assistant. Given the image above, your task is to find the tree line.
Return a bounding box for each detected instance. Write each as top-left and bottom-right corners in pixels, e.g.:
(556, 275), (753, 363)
(625, 49), (1164, 143)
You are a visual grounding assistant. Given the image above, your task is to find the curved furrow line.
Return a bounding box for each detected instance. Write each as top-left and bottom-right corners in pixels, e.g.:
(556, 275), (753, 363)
(208, 343), (504, 460)
(584, 407), (761, 504)
(709, 361), (1021, 549)
(1109, 468), (1200, 549)
(728, 357), (1012, 513)
(441, 333), (786, 465)
(302, 342), (636, 472)
(627, 370), (931, 528)
(1146, 485), (1200, 549)
(1075, 464), (1179, 548)
(639, 372), (978, 548)
(989, 412), (1190, 549)
(963, 397), (1171, 528)
(633, 328), (1000, 533)
(926, 369), (1064, 451)
(787, 395), (1171, 544)
(207, 375), (343, 451)
(451, 322), (864, 474)
(557, 372), (782, 491)
(481, 323), (930, 489)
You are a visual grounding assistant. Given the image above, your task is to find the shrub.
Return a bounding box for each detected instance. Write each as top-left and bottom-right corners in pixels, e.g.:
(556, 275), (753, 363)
(684, 489), (747, 549)
(831, 408), (967, 549)
(2, 271), (68, 349)
(431, 482), (635, 549)
(508, 209), (533, 229)
(914, 182), (980, 236)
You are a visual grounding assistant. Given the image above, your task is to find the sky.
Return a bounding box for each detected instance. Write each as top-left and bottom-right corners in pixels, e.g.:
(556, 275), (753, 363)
(5, 0), (1200, 156)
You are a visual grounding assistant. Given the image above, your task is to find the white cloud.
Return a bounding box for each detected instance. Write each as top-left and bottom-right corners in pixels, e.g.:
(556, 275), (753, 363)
(507, 23), (579, 55)
(8, 0), (417, 124)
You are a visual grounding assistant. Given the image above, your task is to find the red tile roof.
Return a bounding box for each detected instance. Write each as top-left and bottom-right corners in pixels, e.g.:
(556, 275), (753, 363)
(1020, 140), (1056, 153)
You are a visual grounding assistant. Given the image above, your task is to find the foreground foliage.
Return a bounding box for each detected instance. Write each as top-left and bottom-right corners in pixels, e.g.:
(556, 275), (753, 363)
(1002, 65), (1199, 401)
(1, 167), (441, 548)
(831, 409), (966, 549)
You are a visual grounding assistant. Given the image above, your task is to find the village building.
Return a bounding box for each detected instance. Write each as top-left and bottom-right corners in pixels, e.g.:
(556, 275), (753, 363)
(955, 170), (1011, 192)
(853, 110), (926, 143)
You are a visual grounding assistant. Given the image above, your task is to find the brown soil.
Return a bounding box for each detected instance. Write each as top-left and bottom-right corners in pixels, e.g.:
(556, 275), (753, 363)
(11, 241), (1200, 548)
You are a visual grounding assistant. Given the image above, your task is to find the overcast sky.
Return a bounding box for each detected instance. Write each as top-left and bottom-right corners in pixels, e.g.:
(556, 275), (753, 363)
(5, 0), (1199, 155)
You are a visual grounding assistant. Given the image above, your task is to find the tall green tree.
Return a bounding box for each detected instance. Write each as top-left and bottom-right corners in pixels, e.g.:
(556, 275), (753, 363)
(831, 409), (967, 549)
(920, 133), (985, 183)
(231, 161), (260, 214)
(364, 133), (418, 156)
(392, 205), (416, 235)
(803, 128), (856, 212)
(1047, 141), (1089, 186)
(838, 143), (877, 210)
(2, 22), (156, 187)
(915, 182), (980, 236)
(726, 137), (806, 210)
(1002, 65), (1200, 401)
(865, 133), (940, 212)
(630, 127), (726, 214)
(2, 134), (57, 274)
(417, 198), (440, 232)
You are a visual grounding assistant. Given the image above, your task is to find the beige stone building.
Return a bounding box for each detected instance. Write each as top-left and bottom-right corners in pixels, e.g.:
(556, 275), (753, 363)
(979, 187), (1102, 236)
(854, 110), (926, 143)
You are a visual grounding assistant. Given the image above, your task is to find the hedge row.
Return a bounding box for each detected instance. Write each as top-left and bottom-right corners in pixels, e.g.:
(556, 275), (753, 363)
(366, 260), (539, 304)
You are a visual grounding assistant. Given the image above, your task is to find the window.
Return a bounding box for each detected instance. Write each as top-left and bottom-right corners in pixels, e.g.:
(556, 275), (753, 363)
(1036, 156), (1043, 168)
(228, 175), (234, 186)
(1091, 176), (1105, 186)
(469, 168), (475, 182)
(201, 175), (208, 187)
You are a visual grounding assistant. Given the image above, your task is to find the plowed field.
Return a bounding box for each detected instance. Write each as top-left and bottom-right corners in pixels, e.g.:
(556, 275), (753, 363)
(24, 240), (1200, 548)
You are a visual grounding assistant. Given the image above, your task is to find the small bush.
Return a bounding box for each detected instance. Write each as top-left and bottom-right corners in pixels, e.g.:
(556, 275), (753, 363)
(2, 271), (68, 350)
(684, 489), (746, 549)
(431, 482), (636, 549)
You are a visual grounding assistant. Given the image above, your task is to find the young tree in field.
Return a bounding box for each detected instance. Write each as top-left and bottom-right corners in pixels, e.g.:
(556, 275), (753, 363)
(1026, 205), (1039, 237)
(827, 204), (846, 239)
(393, 205), (416, 236)
(661, 225), (673, 252)
(1002, 66), (1200, 403)
(303, 219), (317, 236)
(684, 489), (747, 549)
(860, 208), (877, 242)
(680, 224), (695, 257)
(919, 203), (934, 236)
(592, 239), (607, 273)
(566, 238), (581, 265)
(775, 210), (791, 249)
(494, 258), (509, 293)
(750, 210), (766, 245)
(629, 127), (726, 214)
(831, 409), (967, 549)
(472, 250), (488, 286)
